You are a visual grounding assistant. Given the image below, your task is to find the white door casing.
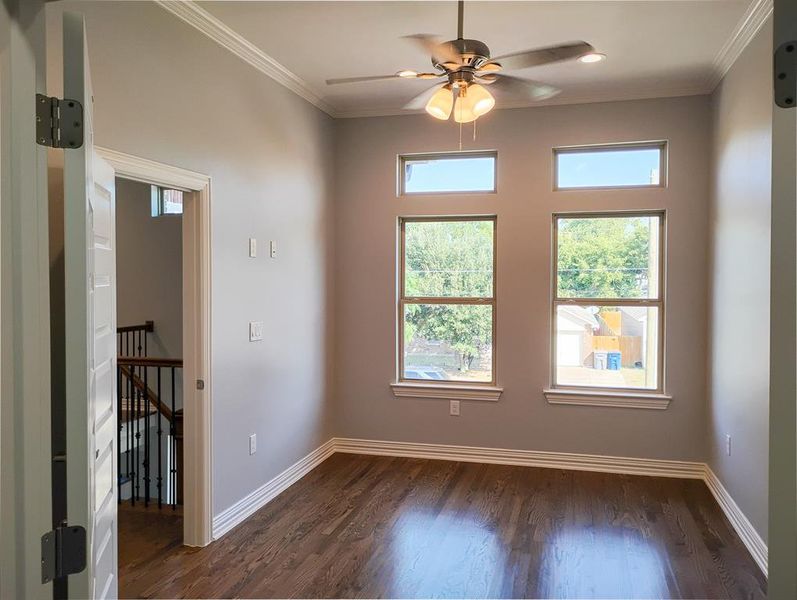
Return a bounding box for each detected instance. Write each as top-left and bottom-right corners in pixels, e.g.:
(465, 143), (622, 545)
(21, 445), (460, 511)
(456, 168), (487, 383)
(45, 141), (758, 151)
(63, 12), (118, 600)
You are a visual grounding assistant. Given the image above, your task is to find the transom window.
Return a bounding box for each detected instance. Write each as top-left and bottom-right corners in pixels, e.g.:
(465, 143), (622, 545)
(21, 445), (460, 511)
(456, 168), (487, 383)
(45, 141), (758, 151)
(554, 142), (667, 190)
(552, 212), (665, 392)
(150, 185), (184, 216)
(399, 216), (496, 384)
(399, 151), (497, 195)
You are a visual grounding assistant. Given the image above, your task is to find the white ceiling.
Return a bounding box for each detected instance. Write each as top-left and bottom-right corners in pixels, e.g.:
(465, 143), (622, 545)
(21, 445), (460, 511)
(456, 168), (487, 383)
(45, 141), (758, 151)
(189, 0), (765, 117)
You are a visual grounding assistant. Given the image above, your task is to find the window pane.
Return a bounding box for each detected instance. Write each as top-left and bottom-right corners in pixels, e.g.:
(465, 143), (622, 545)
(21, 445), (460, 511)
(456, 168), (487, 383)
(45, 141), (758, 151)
(557, 215), (660, 299)
(404, 220), (494, 298)
(556, 145), (662, 189)
(162, 189), (183, 214)
(403, 303), (493, 382)
(403, 155), (495, 194)
(555, 305), (658, 390)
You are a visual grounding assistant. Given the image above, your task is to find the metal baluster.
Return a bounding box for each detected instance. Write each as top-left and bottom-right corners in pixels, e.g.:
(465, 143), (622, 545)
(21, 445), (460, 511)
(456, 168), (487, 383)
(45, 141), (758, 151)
(144, 365), (150, 507)
(157, 368), (163, 509)
(171, 366), (176, 509)
(133, 365), (140, 505)
(137, 330), (142, 357)
(125, 331), (129, 358)
(126, 366), (131, 504)
(144, 328), (148, 358)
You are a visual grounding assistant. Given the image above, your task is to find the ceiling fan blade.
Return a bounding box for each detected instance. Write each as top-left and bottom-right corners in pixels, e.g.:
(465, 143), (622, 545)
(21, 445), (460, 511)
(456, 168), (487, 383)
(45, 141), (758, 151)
(403, 83), (446, 111)
(485, 41), (594, 71)
(403, 34), (461, 67)
(326, 72), (443, 85)
(326, 74), (404, 85)
(479, 74), (560, 101)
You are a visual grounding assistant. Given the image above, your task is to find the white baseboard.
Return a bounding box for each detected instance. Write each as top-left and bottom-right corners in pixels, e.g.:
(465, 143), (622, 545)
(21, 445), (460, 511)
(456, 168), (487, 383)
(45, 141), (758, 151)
(210, 436), (767, 579)
(333, 437), (706, 479)
(212, 439), (336, 539)
(703, 466), (768, 576)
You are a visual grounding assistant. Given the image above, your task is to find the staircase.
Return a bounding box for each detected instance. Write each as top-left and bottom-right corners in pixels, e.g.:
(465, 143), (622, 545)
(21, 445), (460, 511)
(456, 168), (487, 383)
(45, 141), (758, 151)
(117, 322), (183, 508)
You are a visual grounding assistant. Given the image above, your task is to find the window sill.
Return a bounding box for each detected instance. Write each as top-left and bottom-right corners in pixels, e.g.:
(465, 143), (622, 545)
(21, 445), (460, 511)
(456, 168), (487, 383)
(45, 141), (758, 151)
(390, 382), (503, 402)
(543, 388), (671, 410)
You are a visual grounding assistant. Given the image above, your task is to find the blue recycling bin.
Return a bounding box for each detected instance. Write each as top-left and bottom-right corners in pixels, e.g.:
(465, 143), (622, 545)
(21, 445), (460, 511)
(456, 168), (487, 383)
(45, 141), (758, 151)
(607, 351), (622, 371)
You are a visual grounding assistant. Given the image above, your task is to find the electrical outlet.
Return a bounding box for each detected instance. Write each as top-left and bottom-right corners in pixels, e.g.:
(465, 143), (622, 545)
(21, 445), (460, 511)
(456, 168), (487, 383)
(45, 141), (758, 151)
(249, 321), (264, 342)
(726, 434), (732, 456)
(270, 240), (277, 259)
(248, 237), (257, 258)
(249, 434), (257, 455)
(450, 400), (460, 416)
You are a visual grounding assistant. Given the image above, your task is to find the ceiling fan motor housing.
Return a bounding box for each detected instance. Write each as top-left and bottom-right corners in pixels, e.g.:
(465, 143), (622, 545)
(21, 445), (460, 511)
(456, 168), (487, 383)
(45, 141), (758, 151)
(434, 38), (491, 69)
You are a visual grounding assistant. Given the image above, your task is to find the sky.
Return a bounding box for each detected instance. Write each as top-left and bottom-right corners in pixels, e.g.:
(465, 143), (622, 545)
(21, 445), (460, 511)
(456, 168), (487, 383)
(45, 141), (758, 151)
(557, 148), (661, 188)
(403, 148), (661, 193)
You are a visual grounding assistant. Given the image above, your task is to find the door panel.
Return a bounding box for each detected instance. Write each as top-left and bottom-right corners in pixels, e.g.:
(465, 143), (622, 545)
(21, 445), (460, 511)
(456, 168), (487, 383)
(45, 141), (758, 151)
(63, 11), (118, 600)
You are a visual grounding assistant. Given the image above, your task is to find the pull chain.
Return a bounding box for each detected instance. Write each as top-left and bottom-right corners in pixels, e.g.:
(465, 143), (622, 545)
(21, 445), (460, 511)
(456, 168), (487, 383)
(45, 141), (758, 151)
(473, 119), (477, 141)
(459, 120), (463, 151)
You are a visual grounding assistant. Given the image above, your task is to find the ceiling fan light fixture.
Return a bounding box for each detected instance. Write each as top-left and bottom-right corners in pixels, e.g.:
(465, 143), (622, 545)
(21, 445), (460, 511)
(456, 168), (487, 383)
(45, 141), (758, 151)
(453, 83), (494, 123)
(397, 70), (418, 78)
(578, 52), (606, 64)
(425, 85), (454, 120)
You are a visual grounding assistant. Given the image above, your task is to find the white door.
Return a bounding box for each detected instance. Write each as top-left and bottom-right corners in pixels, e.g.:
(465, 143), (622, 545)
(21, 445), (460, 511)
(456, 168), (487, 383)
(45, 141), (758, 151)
(63, 12), (118, 600)
(0, 1), (53, 599)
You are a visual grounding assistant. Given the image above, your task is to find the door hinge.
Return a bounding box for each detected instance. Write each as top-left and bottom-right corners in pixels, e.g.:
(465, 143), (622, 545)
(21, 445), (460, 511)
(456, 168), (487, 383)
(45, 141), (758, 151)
(35, 94), (84, 148)
(774, 41), (797, 109)
(41, 525), (87, 583)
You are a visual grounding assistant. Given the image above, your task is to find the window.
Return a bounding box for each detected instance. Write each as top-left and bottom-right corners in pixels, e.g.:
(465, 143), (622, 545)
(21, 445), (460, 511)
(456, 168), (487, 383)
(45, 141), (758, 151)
(554, 142), (666, 190)
(399, 152), (497, 195)
(399, 217), (496, 384)
(150, 185), (184, 216)
(552, 212), (664, 392)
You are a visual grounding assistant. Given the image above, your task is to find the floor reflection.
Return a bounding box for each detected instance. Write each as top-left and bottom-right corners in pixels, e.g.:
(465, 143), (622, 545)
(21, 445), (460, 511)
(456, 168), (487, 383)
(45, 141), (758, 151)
(380, 507), (670, 599)
(539, 526), (670, 599)
(385, 506), (505, 598)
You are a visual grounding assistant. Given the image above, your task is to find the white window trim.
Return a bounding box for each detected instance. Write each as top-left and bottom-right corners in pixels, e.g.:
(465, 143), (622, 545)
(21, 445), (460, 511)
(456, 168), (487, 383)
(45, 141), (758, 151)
(549, 210), (667, 407)
(553, 140), (668, 191)
(397, 216), (498, 389)
(543, 388), (671, 410)
(391, 381), (503, 402)
(397, 150), (498, 196)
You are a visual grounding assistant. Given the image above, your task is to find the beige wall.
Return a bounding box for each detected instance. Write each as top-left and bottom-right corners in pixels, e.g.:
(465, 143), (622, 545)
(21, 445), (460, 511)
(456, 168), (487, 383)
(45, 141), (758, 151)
(115, 178), (182, 360)
(333, 95), (711, 461)
(46, 1), (336, 516)
(707, 21), (772, 542)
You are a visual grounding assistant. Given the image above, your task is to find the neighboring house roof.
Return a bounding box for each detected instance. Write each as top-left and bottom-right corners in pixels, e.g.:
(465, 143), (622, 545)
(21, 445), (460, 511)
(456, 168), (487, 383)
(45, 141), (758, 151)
(620, 306), (648, 321)
(558, 305), (600, 329)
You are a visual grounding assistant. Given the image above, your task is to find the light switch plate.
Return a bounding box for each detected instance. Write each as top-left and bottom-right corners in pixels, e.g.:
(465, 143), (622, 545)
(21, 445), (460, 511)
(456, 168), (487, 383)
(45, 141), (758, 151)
(450, 400), (460, 416)
(249, 434), (257, 455)
(270, 240), (277, 259)
(249, 238), (257, 258)
(249, 321), (264, 342)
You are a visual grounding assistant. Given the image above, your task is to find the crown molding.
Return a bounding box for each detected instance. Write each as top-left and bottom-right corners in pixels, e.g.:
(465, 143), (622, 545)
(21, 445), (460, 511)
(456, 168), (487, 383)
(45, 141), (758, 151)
(705, 0), (773, 92)
(156, 0), (770, 120)
(154, 0), (337, 117)
(333, 84), (712, 119)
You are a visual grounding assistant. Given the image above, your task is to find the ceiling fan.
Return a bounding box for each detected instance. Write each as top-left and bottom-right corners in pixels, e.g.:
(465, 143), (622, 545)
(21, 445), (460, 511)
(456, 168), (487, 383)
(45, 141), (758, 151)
(326, 0), (605, 123)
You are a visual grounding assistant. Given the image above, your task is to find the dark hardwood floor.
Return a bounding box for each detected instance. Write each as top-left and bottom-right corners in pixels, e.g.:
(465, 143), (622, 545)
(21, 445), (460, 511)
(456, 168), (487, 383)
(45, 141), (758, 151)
(119, 453), (766, 599)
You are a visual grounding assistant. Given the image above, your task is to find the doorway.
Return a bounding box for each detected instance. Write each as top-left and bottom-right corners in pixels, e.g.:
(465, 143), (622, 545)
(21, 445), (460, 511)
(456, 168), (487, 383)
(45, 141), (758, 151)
(115, 177), (185, 566)
(97, 147), (213, 555)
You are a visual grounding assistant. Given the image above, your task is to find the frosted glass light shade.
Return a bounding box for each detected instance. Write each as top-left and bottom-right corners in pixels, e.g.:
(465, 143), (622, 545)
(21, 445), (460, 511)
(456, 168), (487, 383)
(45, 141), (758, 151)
(425, 86), (454, 120)
(453, 84), (495, 123)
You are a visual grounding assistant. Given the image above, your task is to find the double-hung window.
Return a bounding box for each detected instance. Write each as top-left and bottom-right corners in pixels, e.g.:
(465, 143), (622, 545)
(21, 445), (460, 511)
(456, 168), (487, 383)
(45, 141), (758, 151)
(399, 217), (496, 385)
(552, 212), (665, 393)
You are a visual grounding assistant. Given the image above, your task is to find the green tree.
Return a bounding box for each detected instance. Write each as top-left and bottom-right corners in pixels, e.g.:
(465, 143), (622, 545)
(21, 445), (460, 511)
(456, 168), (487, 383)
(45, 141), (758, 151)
(404, 221), (493, 372)
(557, 217), (653, 298)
